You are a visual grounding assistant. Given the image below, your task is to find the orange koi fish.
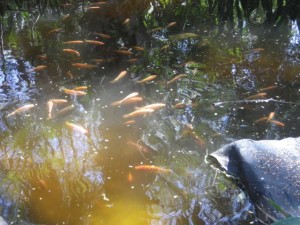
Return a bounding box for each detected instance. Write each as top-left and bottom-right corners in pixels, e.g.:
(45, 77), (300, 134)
(47, 101), (54, 119)
(7, 104), (35, 117)
(63, 49), (80, 57)
(173, 102), (187, 109)
(49, 99), (68, 104)
(72, 63), (97, 69)
(132, 46), (144, 51)
(167, 74), (188, 85)
(46, 28), (63, 36)
(65, 121), (88, 134)
(123, 18), (130, 25)
(165, 22), (176, 29)
(110, 70), (128, 83)
(266, 112), (275, 122)
(136, 75), (157, 84)
(93, 32), (111, 39)
(126, 58), (139, 63)
(254, 116), (268, 124)
(85, 40), (105, 45)
(74, 86), (88, 91)
(269, 120), (285, 127)
(260, 85), (277, 92)
(123, 108), (154, 119)
(87, 6), (101, 10)
(123, 120), (136, 125)
(48, 105), (75, 120)
(244, 92), (267, 100)
(63, 89), (87, 96)
(134, 165), (171, 173)
(63, 40), (84, 44)
(115, 50), (133, 55)
(111, 97), (143, 106)
(136, 103), (165, 111)
(119, 92), (139, 103)
(31, 65), (47, 72)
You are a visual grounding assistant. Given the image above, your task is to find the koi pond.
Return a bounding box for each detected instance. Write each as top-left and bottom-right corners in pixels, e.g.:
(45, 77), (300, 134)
(0, 2), (300, 225)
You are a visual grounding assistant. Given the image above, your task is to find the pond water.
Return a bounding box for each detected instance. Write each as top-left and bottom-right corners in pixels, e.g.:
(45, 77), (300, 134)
(0, 3), (300, 225)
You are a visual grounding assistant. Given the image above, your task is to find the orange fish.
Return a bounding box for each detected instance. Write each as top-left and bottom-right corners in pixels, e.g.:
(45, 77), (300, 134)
(245, 92), (267, 100)
(126, 58), (139, 63)
(63, 88), (87, 96)
(165, 22), (176, 29)
(63, 49), (80, 57)
(269, 120), (285, 127)
(93, 32), (111, 39)
(254, 116), (268, 124)
(132, 46), (144, 51)
(260, 85), (277, 91)
(66, 71), (74, 79)
(134, 165), (171, 173)
(7, 104), (35, 117)
(48, 105), (75, 120)
(110, 70), (128, 83)
(65, 121), (88, 134)
(85, 40), (105, 45)
(173, 102), (187, 109)
(127, 172), (133, 183)
(167, 74), (188, 85)
(115, 50), (133, 55)
(136, 75), (157, 84)
(46, 28), (63, 36)
(136, 103), (165, 111)
(72, 63), (97, 69)
(111, 97), (143, 106)
(124, 120), (136, 125)
(49, 99), (68, 104)
(266, 112), (275, 122)
(92, 59), (105, 63)
(47, 101), (54, 119)
(74, 86), (88, 91)
(63, 40), (84, 44)
(123, 108), (154, 119)
(31, 65), (47, 72)
(87, 6), (101, 10)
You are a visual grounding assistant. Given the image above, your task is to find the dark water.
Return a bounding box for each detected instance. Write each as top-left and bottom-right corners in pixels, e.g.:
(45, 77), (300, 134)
(0, 3), (299, 225)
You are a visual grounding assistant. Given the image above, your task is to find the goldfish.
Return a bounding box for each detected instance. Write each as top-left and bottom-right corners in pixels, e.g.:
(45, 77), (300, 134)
(132, 46), (144, 51)
(92, 59), (105, 63)
(86, 6), (101, 10)
(46, 28), (63, 36)
(115, 50), (133, 55)
(65, 121), (88, 134)
(266, 112), (275, 122)
(93, 32), (111, 39)
(123, 18), (130, 25)
(135, 75), (157, 84)
(134, 165), (171, 173)
(74, 86), (88, 91)
(85, 40), (105, 45)
(119, 92), (139, 102)
(72, 63), (97, 69)
(127, 172), (133, 183)
(63, 40), (84, 44)
(48, 105), (75, 120)
(167, 74), (188, 85)
(173, 102), (187, 109)
(31, 65), (47, 72)
(124, 120), (136, 125)
(165, 22), (176, 29)
(7, 104), (35, 117)
(126, 58), (139, 63)
(260, 85), (277, 91)
(136, 103), (165, 111)
(47, 101), (54, 119)
(111, 97), (143, 106)
(123, 108), (154, 119)
(254, 116), (268, 124)
(110, 70), (128, 83)
(63, 88), (87, 96)
(269, 120), (285, 127)
(244, 92), (267, 100)
(63, 49), (80, 57)
(49, 99), (68, 104)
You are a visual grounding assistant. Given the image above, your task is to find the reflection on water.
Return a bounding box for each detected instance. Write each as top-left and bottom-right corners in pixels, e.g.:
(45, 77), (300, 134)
(0, 5), (299, 225)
